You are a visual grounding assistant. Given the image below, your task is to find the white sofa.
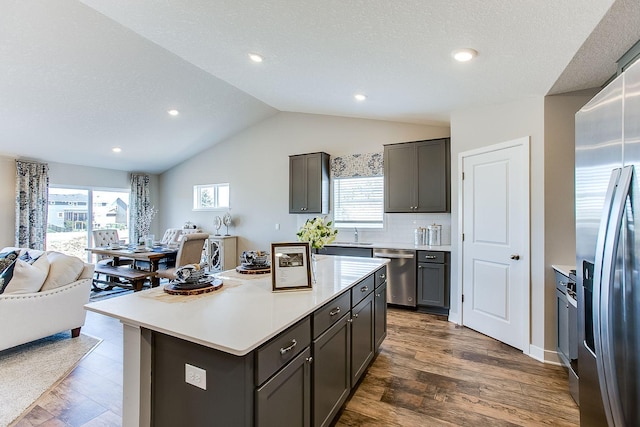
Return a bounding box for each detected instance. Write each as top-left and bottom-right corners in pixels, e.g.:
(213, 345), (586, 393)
(0, 247), (94, 351)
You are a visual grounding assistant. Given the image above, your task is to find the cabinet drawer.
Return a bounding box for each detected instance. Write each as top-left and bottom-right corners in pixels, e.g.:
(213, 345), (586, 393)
(351, 274), (374, 308)
(555, 271), (569, 293)
(417, 251), (445, 263)
(313, 291), (351, 338)
(256, 316), (311, 385)
(374, 266), (387, 288)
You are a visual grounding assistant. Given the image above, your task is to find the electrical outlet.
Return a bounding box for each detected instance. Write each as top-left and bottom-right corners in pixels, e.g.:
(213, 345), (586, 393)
(275, 223), (280, 230)
(185, 363), (207, 390)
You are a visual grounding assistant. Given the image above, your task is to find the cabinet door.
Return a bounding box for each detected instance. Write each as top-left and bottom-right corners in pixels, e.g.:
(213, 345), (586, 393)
(304, 153), (322, 213)
(384, 143), (415, 212)
(374, 282), (387, 352)
(416, 139), (450, 212)
(290, 155), (308, 213)
(313, 315), (351, 427)
(256, 347), (311, 427)
(557, 289), (569, 364)
(351, 292), (375, 385)
(417, 263), (446, 307)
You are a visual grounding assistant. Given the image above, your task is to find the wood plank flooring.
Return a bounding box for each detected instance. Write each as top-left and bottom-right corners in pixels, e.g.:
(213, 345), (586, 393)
(13, 307), (578, 426)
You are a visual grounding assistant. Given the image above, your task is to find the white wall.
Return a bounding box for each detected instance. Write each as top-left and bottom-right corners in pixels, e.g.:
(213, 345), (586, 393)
(450, 97), (546, 355)
(159, 112), (450, 254)
(0, 156), (17, 247)
(48, 162), (162, 237)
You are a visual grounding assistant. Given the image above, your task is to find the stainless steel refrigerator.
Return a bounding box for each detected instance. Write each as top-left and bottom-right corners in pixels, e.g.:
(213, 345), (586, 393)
(575, 57), (640, 426)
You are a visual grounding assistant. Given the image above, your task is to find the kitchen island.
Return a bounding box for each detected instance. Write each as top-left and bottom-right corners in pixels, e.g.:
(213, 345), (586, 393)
(85, 255), (388, 427)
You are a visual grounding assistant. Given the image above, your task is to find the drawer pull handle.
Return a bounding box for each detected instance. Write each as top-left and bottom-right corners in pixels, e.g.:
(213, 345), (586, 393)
(353, 313), (359, 319)
(329, 307), (341, 316)
(360, 286), (369, 292)
(425, 255), (437, 259)
(376, 293), (381, 297)
(280, 339), (297, 355)
(306, 356), (313, 364)
(379, 274), (386, 279)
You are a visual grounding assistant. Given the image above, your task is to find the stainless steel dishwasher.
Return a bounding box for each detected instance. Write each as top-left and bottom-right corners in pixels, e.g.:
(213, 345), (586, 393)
(373, 249), (416, 307)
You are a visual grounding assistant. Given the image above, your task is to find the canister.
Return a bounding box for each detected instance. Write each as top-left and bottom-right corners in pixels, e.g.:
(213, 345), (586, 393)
(427, 224), (441, 246)
(414, 228), (425, 246)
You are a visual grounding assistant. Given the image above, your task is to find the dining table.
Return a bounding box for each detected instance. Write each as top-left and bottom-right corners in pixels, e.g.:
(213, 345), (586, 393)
(86, 246), (178, 288)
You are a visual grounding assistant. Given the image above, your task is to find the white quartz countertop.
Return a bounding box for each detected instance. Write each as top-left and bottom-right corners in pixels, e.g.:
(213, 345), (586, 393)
(85, 256), (388, 356)
(552, 264), (575, 277)
(326, 242), (452, 252)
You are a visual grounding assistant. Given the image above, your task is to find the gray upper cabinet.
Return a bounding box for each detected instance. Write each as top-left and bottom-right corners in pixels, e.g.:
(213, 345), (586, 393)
(384, 138), (450, 213)
(289, 152), (330, 214)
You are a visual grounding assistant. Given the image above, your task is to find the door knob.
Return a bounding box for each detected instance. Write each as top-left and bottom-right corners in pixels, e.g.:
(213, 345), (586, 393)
(510, 254), (520, 260)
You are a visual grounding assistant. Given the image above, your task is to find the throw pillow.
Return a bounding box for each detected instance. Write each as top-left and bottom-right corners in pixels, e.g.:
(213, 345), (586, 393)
(0, 250), (19, 273)
(40, 251), (85, 291)
(0, 260), (17, 294)
(3, 256), (50, 294)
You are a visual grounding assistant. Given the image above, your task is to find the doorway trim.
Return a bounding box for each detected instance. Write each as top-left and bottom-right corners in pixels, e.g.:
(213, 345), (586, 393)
(456, 137), (531, 355)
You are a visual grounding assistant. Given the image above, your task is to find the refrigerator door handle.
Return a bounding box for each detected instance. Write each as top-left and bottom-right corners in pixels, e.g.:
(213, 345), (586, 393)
(595, 164), (633, 427)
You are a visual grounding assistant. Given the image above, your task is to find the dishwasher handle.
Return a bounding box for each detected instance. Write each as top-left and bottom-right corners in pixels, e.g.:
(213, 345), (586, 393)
(373, 252), (415, 259)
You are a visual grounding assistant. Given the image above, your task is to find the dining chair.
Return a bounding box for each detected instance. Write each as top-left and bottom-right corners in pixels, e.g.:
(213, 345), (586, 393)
(156, 233), (209, 280)
(91, 229), (133, 289)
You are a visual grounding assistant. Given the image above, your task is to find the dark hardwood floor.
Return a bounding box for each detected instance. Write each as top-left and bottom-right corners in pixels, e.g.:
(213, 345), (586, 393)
(14, 307), (578, 426)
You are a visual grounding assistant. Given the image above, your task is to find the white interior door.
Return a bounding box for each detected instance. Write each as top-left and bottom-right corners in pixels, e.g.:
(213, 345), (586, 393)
(461, 138), (529, 351)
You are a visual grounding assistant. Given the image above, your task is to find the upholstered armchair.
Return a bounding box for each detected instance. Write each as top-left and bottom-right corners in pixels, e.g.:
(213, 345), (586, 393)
(91, 229), (132, 288)
(160, 228), (183, 248)
(156, 233), (209, 280)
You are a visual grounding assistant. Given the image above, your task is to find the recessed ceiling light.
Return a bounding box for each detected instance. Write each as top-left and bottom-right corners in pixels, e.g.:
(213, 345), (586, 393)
(168, 109), (179, 116)
(249, 53), (263, 63)
(452, 48), (478, 62)
(112, 147), (122, 153)
(354, 94), (367, 101)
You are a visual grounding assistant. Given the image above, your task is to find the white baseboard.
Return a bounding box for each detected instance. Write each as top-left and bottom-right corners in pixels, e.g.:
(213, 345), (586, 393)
(528, 344), (563, 365)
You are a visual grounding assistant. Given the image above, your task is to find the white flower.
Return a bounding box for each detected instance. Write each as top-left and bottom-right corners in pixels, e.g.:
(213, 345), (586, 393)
(297, 217), (338, 249)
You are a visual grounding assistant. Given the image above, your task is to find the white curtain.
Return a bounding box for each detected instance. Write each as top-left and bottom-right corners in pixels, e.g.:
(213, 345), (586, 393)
(129, 174), (152, 244)
(15, 160), (49, 250)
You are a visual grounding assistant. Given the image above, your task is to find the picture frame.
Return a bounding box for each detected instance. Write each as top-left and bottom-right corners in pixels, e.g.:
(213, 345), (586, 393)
(270, 242), (312, 291)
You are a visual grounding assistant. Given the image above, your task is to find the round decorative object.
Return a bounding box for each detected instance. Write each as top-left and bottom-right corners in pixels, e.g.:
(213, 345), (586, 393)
(164, 278), (223, 295)
(236, 265), (271, 274)
(213, 216), (222, 235)
(223, 212), (232, 235)
(174, 264), (206, 283)
(240, 250), (269, 267)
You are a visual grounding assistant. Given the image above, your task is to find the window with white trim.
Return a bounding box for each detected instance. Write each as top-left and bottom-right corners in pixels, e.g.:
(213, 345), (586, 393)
(333, 176), (384, 229)
(193, 183), (230, 210)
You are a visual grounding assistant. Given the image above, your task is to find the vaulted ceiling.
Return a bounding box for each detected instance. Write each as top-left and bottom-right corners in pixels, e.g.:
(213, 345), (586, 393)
(1, 0), (639, 173)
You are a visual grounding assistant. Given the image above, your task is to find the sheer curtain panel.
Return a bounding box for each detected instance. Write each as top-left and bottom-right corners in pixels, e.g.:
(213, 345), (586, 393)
(129, 174), (151, 245)
(15, 160), (49, 250)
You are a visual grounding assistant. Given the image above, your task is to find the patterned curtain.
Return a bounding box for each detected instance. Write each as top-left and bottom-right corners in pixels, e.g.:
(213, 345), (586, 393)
(129, 174), (151, 245)
(15, 160), (49, 250)
(330, 152), (384, 178)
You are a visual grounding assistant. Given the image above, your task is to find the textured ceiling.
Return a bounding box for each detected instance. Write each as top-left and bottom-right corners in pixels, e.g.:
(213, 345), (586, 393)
(1, 0), (636, 173)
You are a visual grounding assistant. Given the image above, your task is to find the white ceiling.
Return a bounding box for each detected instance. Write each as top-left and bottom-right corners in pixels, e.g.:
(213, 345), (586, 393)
(1, 0), (638, 174)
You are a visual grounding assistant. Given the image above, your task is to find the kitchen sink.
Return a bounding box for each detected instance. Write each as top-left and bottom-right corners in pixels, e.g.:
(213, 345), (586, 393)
(332, 242), (373, 246)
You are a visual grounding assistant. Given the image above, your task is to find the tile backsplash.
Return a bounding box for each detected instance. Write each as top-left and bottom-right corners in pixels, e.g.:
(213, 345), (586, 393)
(351, 213), (451, 245)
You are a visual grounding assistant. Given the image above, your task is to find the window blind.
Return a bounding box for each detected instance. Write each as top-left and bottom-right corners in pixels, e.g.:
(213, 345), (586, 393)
(333, 176), (384, 228)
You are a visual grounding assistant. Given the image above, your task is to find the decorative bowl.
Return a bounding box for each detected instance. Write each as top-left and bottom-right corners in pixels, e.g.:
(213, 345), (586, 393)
(241, 251), (269, 266)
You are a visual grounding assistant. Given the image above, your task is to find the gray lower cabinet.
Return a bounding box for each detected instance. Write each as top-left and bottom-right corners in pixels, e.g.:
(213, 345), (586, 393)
(350, 292), (375, 386)
(417, 251), (449, 315)
(151, 269), (385, 427)
(374, 281), (387, 351)
(317, 245), (373, 257)
(312, 314), (351, 427)
(256, 347), (312, 427)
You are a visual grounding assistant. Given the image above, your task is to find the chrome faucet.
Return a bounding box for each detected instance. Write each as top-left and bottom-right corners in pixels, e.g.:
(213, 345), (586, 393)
(354, 227), (358, 243)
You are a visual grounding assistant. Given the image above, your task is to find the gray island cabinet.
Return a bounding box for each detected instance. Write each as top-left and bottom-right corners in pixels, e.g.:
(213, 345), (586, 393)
(85, 256), (387, 427)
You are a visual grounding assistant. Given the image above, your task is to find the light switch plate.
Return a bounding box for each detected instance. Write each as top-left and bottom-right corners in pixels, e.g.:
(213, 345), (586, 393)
(185, 363), (207, 390)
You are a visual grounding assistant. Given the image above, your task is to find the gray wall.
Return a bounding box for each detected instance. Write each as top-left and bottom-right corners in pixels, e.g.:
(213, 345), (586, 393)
(159, 112), (450, 253)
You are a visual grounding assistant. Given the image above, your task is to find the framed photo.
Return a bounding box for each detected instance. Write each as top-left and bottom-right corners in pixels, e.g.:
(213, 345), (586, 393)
(271, 242), (312, 291)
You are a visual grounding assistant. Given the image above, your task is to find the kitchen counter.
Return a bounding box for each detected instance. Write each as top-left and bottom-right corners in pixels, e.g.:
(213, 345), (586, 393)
(85, 255), (388, 426)
(85, 255), (387, 356)
(327, 241), (452, 252)
(552, 264), (575, 277)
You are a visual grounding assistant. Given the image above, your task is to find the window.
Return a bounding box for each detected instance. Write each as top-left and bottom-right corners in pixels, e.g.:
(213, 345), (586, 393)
(46, 187), (130, 261)
(333, 176), (384, 228)
(193, 183), (230, 210)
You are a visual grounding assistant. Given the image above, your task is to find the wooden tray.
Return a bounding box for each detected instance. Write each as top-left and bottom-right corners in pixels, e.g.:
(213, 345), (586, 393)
(164, 278), (223, 295)
(236, 265), (271, 275)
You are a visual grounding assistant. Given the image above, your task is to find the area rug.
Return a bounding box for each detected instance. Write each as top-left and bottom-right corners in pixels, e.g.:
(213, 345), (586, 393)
(0, 332), (101, 426)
